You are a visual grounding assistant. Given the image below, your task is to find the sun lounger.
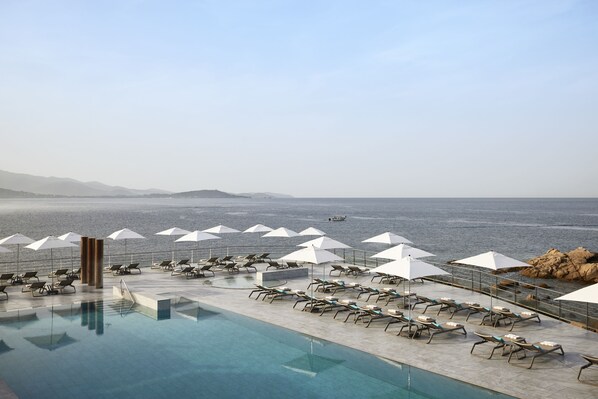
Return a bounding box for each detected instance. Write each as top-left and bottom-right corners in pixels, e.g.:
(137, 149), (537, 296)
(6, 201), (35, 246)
(48, 269), (69, 280)
(328, 280), (361, 295)
(347, 265), (370, 276)
(164, 259), (189, 272)
(66, 268), (81, 279)
(415, 316), (467, 343)
(0, 273), (14, 285)
(397, 316), (429, 338)
(354, 305), (398, 328)
(217, 256), (234, 265)
(265, 288), (305, 303)
(254, 253), (271, 262)
(152, 260), (172, 269)
(199, 257), (219, 266)
(123, 263), (141, 274)
(333, 301), (365, 322)
(383, 309), (406, 331)
(307, 278), (335, 292)
(222, 262), (240, 274)
(286, 261), (301, 268)
(378, 289), (416, 306)
(238, 261), (257, 273)
(15, 271), (39, 284)
(194, 264), (215, 277)
(249, 284), (275, 299)
(0, 285), (7, 301)
(508, 341), (565, 369)
(470, 331), (526, 359)
(237, 254), (256, 262)
(578, 354), (598, 380)
(491, 307), (541, 331)
(266, 261), (285, 270)
(22, 281), (48, 297)
(292, 292), (318, 309)
(52, 278), (76, 294)
(359, 287), (396, 302)
(370, 272), (402, 284)
(171, 266), (197, 278)
(107, 264), (124, 275)
(410, 295), (444, 313)
(329, 264), (349, 276)
(436, 298), (471, 319)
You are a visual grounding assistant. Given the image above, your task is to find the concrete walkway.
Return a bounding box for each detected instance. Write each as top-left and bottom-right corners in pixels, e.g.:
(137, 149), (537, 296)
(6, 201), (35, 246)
(1, 265), (597, 399)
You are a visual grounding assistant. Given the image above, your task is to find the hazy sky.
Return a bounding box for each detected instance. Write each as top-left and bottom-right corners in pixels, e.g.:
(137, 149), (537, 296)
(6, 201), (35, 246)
(1, 0), (597, 197)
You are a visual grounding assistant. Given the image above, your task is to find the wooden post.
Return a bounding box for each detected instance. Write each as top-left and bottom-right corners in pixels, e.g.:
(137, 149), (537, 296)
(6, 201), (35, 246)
(95, 239), (103, 289)
(81, 237), (89, 284)
(96, 300), (104, 335)
(88, 239), (96, 286)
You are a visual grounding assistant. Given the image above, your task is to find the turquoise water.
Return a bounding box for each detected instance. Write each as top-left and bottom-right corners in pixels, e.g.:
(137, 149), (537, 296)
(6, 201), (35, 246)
(0, 300), (513, 399)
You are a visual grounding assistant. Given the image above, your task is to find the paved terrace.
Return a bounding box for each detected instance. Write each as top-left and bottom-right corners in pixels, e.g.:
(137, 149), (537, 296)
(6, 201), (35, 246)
(1, 264), (597, 399)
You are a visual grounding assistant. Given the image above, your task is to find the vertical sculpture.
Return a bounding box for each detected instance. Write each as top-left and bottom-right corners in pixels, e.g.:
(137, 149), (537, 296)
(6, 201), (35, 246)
(88, 239), (96, 286)
(95, 239), (103, 288)
(81, 236), (89, 284)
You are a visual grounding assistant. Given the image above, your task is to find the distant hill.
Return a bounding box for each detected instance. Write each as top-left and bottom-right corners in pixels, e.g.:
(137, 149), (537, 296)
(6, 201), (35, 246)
(0, 170), (171, 197)
(238, 192), (294, 199)
(0, 187), (48, 198)
(170, 190), (246, 199)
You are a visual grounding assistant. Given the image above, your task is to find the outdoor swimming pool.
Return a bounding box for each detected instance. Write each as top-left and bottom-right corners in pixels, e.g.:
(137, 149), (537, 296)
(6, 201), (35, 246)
(0, 300), (514, 399)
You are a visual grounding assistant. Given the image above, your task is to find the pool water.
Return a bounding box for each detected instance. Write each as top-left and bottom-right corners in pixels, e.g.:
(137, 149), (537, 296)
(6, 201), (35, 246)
(0, 300), (514, 399)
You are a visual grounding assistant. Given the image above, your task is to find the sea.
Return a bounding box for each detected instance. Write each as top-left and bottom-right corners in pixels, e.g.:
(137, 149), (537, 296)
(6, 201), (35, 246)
(1, 197), (597, 293)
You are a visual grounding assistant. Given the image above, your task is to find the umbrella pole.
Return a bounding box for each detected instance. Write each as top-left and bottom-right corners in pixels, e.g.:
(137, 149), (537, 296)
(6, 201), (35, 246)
(16, 244), (20, 276)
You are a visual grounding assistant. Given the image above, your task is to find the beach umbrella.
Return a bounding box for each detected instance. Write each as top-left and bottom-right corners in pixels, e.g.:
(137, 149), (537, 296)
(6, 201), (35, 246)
(262, 227), (300, 238)
(555, 283), (598, 304)
(0, 233), (35, 275)
(175, 231), (221, 262)
(25, 332), (77, 351)
(370, 256), (449, 335)
(107, 228), (146, 263)
(372, 244), (435, 260)
(555, 283), (598, 329)
(282, 247), (344, 306)
(25, 236), (77, 279)
(243, 224), (273, 233)
(362, 232), (413, 245)
(0, 311), (39, 329)
(299, 227), (326, 236)
(0, 246), (12, 253)
(298, 237), (351, 250)
(58, 232), (82, 269)
(156, 227), (191, 261)
(202, 225), (240, 234)
(454, 251), (529, 310)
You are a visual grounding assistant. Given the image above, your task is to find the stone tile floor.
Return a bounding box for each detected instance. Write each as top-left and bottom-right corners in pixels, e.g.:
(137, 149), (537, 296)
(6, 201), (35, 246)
(1, 264), (597, 399)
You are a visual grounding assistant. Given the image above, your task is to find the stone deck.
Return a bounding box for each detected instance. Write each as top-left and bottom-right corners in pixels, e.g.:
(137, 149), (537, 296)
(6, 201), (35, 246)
(1, 265), (597, 399)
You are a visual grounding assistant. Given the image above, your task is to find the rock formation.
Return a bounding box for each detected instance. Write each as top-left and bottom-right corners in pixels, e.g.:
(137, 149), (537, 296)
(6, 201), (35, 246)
(521, 247), (598, 283)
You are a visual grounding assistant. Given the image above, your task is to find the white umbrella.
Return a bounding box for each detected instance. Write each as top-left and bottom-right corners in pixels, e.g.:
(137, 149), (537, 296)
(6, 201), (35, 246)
(58, 232), (82, 269)
(362, 232), (413, 245)
(298, 237), (351, 250)
(0, 246), (11, 253)
(454, 250), (529, 310)
(25, 236), (77, 280)
(175, 231), (221, 262)
(243, 224), (273, 233)
(0, 233), (35, 275)
(156, 227), (192, 261)
(262, 227), (300, 238)
(202, 225), (240, 234)
(555, 283), (598, 304)
(371, 244), (435, 260)
(282, 246), (344, 308)
(371, 256), (449, 334)
(299, 227), (326, 236)
(107, 228), (146, 264)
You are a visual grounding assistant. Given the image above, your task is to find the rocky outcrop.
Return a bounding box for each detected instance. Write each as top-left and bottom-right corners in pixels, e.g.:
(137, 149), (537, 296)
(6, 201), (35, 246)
(521, 247), (598, 283)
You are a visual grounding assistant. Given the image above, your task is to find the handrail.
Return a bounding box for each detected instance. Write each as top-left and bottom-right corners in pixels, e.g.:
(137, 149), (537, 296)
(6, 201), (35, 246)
(119, 278), (135, 304)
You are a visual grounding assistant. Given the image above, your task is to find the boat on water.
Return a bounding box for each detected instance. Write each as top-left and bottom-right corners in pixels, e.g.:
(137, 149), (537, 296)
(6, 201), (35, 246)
(328, 215), (346, 222)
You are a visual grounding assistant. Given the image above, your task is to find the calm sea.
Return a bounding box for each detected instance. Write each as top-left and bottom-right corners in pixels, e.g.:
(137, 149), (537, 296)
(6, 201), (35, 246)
(1, 197), (597, 292)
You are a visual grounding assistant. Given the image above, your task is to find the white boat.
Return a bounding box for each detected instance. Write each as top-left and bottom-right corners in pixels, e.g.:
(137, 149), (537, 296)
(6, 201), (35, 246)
(328, 215), (346, 222)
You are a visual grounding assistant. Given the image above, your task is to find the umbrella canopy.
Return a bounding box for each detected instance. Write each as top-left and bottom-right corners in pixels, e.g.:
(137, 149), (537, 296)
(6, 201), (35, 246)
(0, 233), (35, 274)
(362, 232), (413, 245)
(0, 339), (13, 355)
(262, 227), (300, 238)
(57, 232), (82, 243)
(25, 332), (77, 351)
(299, 227), (326, 236)
(175, 231), (221, 262)
(555, 283), (598, 304)
(372, 244), (435, 260)
(26, 236), (78, 251)
(370, 256), (449, 280)
(107, 228), (145, 241)
(0, 246), (11, 253)
(25, 236), (77, 276)
(202, 225), (240, 234)
(155, 227), (191, 236)
(156, 227), (192, 261)
(243, 224), (273, 233)
(281, 247), (343, 265)
(454, 251), (529, 270)
(298, 237), (351, 250)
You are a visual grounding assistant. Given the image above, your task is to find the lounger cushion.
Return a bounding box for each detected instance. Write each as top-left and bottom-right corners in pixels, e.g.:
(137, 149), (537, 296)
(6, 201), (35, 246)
(440, 297), (453, 301)
(493, 306), (510, 312)
(325, 296), (338, 301)
(445, 322), (463, 327)
(418, 315), (435, 322)
(521, 311), (537, 316)
(539, 341), (559, 347)
(388, 309), (403, 316)
(332, 280), (344, 284)
(294, 290), (305, 295)
(504, 334), (523, 340)
(465, 301), (479, 306)
(365, 305), (381, 310)
(340, 299), (356, 305)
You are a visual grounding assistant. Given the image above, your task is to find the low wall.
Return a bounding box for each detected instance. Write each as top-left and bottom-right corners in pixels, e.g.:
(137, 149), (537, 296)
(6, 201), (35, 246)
(257, 267), (309, 282)
(112, 286), (171, 319)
